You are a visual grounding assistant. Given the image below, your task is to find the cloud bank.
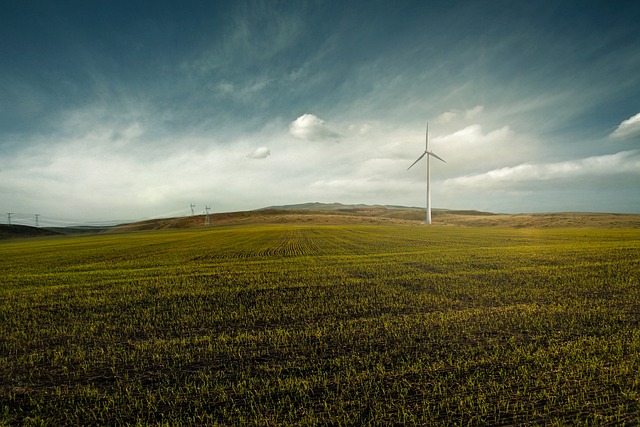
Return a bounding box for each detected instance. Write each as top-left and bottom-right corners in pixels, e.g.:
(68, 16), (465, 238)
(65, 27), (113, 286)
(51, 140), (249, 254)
(445, 150), (640, 190)
(610, 112), (640, 139)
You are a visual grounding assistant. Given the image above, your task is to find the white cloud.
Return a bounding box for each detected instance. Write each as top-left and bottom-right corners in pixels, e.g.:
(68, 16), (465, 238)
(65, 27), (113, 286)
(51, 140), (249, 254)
(210, 78), (271, 102)
(445, 150), (640, 190)
(432, 124), (535, 176)
(247, 147), (271, 159)
(347, 122), (373, 135)
(1, 124), (260, 221)
(465, 105), (484, 119)
(289, 114), (340, 141)
(216, 80), (235, 94)
(610, 112), (640, 139)
(436, 111), (457, 123)
(434, 105), (483, 124)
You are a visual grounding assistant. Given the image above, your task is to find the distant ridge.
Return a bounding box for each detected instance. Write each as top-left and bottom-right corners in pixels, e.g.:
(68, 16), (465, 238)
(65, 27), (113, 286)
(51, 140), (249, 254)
(0, 224), (61, 240)
(5, 204), (639, 238)
(43, 226), (115, 235)
(261, 202), (497, 216)
(0, 224), (116, 240)
(260, 202), (388, 211)
(109, 203), (640, 232)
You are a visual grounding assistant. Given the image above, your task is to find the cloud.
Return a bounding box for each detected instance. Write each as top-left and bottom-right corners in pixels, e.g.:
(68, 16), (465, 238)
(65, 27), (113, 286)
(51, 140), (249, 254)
(435, 106), (484, 124)
(347, 122), (373, 135)
(436, 111), (457, 123)
(432, 124), (535, 177)
(247, 146), (271, 159)
(210, 78), (271, 103)
(445, 150), (640, 190)
(610, 112), (640, 139)
(289, 114), (340, 141)
(465, 105), (484, 119)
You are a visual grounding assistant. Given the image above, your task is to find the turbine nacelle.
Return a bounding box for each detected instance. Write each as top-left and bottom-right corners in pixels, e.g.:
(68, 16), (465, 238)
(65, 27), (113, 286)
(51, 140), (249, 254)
(407, 150), (445, 170)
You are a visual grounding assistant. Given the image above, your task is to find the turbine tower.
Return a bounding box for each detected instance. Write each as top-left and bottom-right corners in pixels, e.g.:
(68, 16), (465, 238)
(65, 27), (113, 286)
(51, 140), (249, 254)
(407, 123), (446, 225)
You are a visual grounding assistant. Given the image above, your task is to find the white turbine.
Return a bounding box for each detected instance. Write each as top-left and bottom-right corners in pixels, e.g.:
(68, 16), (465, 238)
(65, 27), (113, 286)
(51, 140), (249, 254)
(407, 123), (446, 225)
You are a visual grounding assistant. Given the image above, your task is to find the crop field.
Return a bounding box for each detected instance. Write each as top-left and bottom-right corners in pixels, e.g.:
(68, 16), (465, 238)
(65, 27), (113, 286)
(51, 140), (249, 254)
(1, 224), (640, 425)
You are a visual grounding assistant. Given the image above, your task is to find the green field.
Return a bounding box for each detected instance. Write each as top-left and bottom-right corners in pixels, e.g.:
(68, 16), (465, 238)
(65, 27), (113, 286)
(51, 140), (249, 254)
(2, 225), (640, 425)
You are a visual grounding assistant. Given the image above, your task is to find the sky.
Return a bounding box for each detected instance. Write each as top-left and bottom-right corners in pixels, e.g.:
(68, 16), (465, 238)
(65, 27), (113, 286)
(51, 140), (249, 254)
(1, 0), (640, 226)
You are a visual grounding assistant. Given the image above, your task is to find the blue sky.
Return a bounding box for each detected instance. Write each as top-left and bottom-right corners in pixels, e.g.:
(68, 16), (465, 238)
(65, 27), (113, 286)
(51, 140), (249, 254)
(2, 0), (640, 225)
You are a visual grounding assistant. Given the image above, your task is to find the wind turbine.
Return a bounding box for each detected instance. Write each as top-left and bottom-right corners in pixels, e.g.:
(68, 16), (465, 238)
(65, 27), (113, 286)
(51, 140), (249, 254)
(407, 123), (446, 225)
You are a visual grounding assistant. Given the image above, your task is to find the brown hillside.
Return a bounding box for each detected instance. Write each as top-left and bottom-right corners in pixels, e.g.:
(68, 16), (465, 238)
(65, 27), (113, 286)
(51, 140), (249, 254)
(110, 207), (640, 232)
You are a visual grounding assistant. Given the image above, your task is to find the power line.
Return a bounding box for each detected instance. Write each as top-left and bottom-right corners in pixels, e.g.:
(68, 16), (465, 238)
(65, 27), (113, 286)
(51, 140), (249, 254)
(2, 206), (208, 228)
(3, 213), (128, 228)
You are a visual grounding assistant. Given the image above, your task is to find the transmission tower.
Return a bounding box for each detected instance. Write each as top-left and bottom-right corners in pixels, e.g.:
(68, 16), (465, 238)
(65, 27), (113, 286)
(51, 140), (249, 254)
(204, 205), (211, 226)
(35, 214), (40, 227)
(6, 213), (13, 225)
(190, 203), (196, 216)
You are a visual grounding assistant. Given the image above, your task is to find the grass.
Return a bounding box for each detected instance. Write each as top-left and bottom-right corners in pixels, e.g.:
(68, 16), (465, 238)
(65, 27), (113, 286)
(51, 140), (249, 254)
(1, 225), (640, 425)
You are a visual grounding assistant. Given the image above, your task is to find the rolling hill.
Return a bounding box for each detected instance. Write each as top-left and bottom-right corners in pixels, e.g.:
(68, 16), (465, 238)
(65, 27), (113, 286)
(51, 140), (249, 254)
(0, 224), (61, 240)
(4, 204), (639, 239)
(110, 203), (640, 232)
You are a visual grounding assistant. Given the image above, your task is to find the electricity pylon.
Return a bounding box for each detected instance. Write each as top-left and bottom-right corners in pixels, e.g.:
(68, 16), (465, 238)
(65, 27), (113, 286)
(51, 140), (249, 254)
(204, 205), (211, 226)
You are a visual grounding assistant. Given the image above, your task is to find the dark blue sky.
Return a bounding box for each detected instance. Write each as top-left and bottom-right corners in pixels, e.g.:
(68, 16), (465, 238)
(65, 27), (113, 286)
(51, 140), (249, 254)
(2, 0), (639, 223)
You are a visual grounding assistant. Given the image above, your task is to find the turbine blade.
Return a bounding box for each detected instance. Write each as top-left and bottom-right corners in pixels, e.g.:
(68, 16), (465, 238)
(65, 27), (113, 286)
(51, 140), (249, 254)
(425, 123), (429, 151)
(407, 151), (427, 170)
(428, 151), (446, 163)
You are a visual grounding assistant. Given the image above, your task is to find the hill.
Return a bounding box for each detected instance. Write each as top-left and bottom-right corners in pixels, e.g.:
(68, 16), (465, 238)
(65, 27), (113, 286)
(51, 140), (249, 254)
(6, 204), (638, 238)
(110, 203), (640, 232)
(110, 206), (415, 232)
(0, 224), (62, 240)
(0, 225), (116, 240)
(42, 226), (114, 235)
(261, 202), (394, 211)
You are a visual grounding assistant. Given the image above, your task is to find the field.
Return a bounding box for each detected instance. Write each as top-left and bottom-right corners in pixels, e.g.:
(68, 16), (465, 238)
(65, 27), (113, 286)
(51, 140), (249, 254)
(2, 224), (640, 425)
